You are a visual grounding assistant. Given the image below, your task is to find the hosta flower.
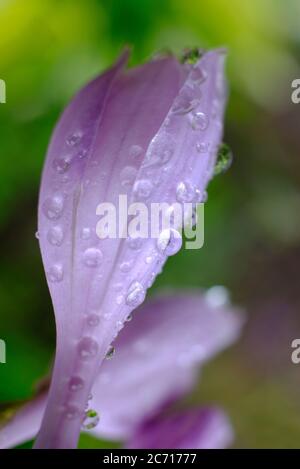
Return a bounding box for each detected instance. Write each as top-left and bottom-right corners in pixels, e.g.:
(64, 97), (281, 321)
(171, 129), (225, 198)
(34, 47), (227, 448)
(0, 293), (243, 449)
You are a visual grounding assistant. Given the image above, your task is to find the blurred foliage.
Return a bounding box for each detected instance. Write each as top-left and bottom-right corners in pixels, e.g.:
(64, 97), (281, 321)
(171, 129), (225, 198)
(1, 0), (300, 448)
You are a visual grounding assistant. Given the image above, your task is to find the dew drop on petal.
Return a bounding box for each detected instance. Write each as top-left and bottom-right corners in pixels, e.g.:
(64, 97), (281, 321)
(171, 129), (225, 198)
(133, 179), (153, 199)
(78, 337), (99, 361)
(47, 264), (64, 283)
(120, 166), (137, 188)
(189, 111), (209, 131)
(126, 281), (146, 307)
(63, 405), (81, 420)
(157, 229), (182, 256)
(86, 313), (100, 327)
(127, 236), (143, 251)
(82, 409), (100, 430)
(129, 144), (143, 159)
(120, 260), (133, 273)
(52, 156), (72, 174)
(83, 248), (103, 267)
(47, 226), (64, 246)
(42, 194), (64, 220)
(68, 376), (84, 392)
(196, 142), (209, 153)
(35, 230), (40, 240)
(214, 143), (233, 176)
(176, 181), (199, 203)
(66, 131), (82, 147)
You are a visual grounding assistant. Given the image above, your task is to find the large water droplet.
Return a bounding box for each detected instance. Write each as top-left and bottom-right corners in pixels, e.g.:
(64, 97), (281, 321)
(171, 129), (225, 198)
(47, 226), (64, 246)
(157, 229), (182, 256)
(214, 143), (233, 176)
(120, 166), (137, 188)
(126, 281), (146, 307)
(189, 111), (209, 131)
(105, 345), (115, 360)
(83, 248), (103, 267)
(78, 337), (99, 361)
(47, 264), (64, 282)
(42, 194), (64, 220)
(68, 376), (84, 392)
(176, 181), (200, 203)
(133, 179), (153, 199)
(82, 409), (100, 430)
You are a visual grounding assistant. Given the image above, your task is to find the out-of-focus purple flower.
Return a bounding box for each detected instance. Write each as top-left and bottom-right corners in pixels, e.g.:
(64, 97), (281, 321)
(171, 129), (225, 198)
(0, 293), (242, 449)
(35, 48), (227, 448)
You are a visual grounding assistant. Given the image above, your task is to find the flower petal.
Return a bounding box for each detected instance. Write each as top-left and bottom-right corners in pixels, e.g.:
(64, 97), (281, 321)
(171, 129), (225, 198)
(90, 293), (242, 440)
(126, 407), (234, 449)
(36, 48), (227, 448)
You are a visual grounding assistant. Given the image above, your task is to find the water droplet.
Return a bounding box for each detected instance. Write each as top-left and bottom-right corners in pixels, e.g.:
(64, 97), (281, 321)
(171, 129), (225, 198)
(157, 229), (182, 256)
(126, 281), (146, 307)
(205, 285), (230, 308)
(129, 144), (143, 159)
(63, 405), (81, 420)
(181, 47), (203, 65)
(105, 345), (115, 360)
(42, 194), (64, 220)
(196, 142), (209, 153)
(189, 66), (207, 85)
(35, 230), (40, 240)
(78, 149), (88, 160)
(86, 313), (100, 327)
(125, 314), (133, 322)
(133, 179), (153, 199)
(68, 376), (84, 392)
(116, 295), (124, 305)
(47, 264), (64, 283)
(145, 256), (153, 264)
(80, 227), (91, 240)
(120, 260), (133, 273)
(189, 111), (209, 131)
(47, 226), (64, 246)
(66, 131), (82, 147)
(176, 181), (200, 203)
(172, 94), (200, 115)
(52, 156), (72, 174)
(83, 248), (103, 267)
(214, 143), (233, 176)
(127, 236), (143, 250)
(78, 337), (99, 361)
(82, 409), (100, 430)
(120, 166), (137, 188)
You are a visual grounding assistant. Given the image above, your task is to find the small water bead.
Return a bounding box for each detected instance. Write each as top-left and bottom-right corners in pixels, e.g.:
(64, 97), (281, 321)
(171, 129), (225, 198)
(129, 144), (143, 159)
(52, 155), (72, 174)
(78, 149), (88, 160)
(145, 256), (153, 264)
(47, 226), (64, 246)
(83, 248), (103, 267)
(172, 94), (200, 116)
(157, 229), (182, 256)
(127, 236), (143, 251)
(47, 264), (64, 283)
(116, 295), (124, 305)
(42, 194), (64, 220)
(35, 231), (40, 240)
(82, 409), (100, 430)
(125, 314), (133, 322)
(66, 131), (82, 147)
(189, 66), (207, 85)
(176, 181), (200, 203)
(86, 313), (100, 327)
(189, 111), (209, 131)
(126, 281), (146, 307)
(120, 260), (133, 273)
(63, 405), (81, 420)
(133, 179), (153, 199)
(214, 143), (233, 176)
(78, 337), (99, 361)
(80, 227), (91, 240)
(120, 166), (137, 188)
(205, 285), (230, 308)
(68, 376), (84, 392)
(105, 345), (115, 360)
(196, 142), (210, 153)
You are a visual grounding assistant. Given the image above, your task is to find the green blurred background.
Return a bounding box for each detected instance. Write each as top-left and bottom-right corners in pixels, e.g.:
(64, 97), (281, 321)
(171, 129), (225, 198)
(1, 0), (300, 448)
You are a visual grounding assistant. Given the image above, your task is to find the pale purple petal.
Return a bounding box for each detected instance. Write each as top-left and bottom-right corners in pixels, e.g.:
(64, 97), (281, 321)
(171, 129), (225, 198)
(90, 293), (242, 440)
(36, 49), (227, 448)
(126, 407), (234, 449)
(0, 395), (46, 449)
